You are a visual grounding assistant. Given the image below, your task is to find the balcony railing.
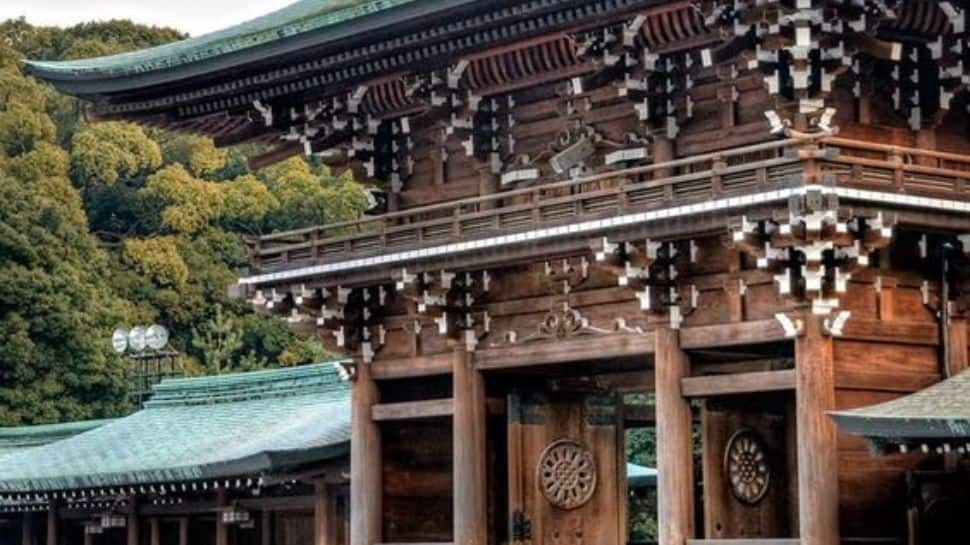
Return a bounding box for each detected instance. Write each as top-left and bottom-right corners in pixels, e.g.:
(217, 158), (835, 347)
(246, 137), (970, 274)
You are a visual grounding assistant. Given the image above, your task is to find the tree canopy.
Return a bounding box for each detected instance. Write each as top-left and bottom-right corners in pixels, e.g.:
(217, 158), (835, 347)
(0, 18), (371, 424)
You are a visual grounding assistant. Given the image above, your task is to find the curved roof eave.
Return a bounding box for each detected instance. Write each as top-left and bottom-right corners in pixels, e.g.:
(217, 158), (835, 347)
(22, 0), (480, 97)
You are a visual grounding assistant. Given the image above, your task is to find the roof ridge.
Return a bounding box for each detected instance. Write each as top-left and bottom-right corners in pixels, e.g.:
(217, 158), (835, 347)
(146, 361), (351, 407)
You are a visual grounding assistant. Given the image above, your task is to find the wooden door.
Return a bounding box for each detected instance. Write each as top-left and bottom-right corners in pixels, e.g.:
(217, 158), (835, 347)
(507, 391), (626, 545)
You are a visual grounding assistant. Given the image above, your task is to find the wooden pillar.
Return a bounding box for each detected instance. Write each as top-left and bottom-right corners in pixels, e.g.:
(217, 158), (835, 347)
(126, 505), (139, 545)
(215, 490), (228, 545)
(795, 316), (839, 545)
(178, 518), (189, 545)
(653, 136), (675, 180)
(477, 165), (500, 211)
(654, 328), (694, 545)
(22, 513), (33, 545)
(314, 482), (338, 545)
(350, 362), (381, 545)
(46, 506), (58, 545)
(150, 519), (161, 545)
(947, 318), (968, 377)
(453, 348), (487, 545)
(83, 530), (93, 545)
(260, 512), (271, 545)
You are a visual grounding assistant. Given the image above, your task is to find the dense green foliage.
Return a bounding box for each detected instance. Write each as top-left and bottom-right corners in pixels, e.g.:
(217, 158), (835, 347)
(0, 19), (371, 424)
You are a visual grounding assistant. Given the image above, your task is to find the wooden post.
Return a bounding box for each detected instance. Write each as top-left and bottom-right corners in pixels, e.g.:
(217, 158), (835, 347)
(351, 362), (381, 545)
(178, 518), (189, 545)
(795, 316), (839, 545)
(477, 165), (500, 212)
(21, 513), (33, 545)
(127, 504), (140, 545)
(84, 530), (93, 545)
(260, 512), (271, 545)
(947, 318), (968, 377)
(314, 482), (337, 545)
(654, 328), (694, 545)
(150, 519), (161, 545)
(46, 506), (57, 545)
(453, 349), (487, 545)
(654, 136), (675, 180)
(215, 490), (228, 545)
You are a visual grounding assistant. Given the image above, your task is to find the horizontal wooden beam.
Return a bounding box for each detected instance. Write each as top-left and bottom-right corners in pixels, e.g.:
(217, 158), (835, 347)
(687, 537), (801, 545)
(839, 319), (938, 346)
(372, 353), (452, 380)
(372, 399), (453, 421)
(680, 320), (787, 350)
(681, 370), (796, 398)
(475, 334), (654, 370)
(624, 403), (656, 428)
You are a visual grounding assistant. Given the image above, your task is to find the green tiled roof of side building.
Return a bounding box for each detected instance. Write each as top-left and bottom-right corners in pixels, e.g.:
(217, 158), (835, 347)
(0, 361), (351, 493)
(0, 419), (115, 457)
(23, 0), (417, 79)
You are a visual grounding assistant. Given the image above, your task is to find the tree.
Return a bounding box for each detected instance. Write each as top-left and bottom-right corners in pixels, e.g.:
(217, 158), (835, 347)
(70, 122), (162, 190)
(191, 304), (243, 375)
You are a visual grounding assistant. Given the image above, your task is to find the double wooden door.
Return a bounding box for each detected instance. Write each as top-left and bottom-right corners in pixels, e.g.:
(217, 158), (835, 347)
(507, 391), (626, 545)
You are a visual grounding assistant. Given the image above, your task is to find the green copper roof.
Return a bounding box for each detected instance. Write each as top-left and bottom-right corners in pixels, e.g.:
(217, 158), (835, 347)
(0, 362), (351, 492)
(626, 463), (657, 489)
(0, 419), (114, 456)
(23, 0), (420, 80)
(830, 370), (970, 441)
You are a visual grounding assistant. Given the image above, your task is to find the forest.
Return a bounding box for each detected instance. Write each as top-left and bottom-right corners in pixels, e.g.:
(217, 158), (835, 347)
(0, 18), (371, 424)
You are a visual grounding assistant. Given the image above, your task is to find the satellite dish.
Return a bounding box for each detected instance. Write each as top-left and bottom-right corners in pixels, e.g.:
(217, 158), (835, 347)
(128, 326), (147, 352)
(146, 325), (170, 351)
(111, 329), (129, 354)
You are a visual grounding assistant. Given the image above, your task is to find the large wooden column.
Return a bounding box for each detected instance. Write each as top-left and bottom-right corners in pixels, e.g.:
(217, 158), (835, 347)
(178, 518), (189, 545)
(260, 512), (271, 545)
(948, 318), (968, 377)
(127, 503), (140, 545)
(314, 482), (338, 545)
(21, 513), (33, 545)
(215, 490), (228, 545)
(795, 316), (839, 545)
(453, 349), (487, 545)
(654, 328), (694, 545)
(150, 519), (161, 545)
(46, 506), (58, 545)
(351, 362), (381, 545)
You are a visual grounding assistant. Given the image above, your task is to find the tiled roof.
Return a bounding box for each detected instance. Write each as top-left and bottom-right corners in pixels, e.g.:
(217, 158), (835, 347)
(626, 463), (657, 488)
(0, 362), (351, 493)
(22, 0), (420, 80)
(0, 420), (114, 456)
(830, 370), (970, 441)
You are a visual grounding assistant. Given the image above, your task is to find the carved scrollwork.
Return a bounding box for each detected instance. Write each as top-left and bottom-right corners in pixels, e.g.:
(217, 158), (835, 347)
(537, 439), (597, 510)
(724, 429), (771, 506)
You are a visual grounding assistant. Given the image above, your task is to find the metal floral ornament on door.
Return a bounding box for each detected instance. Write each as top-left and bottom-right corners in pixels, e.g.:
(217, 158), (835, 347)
(537, 439), (597, 509)
(724, 429), (771, 505)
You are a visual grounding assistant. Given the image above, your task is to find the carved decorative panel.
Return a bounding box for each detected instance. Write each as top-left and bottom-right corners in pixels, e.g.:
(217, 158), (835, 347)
(724, 429), (771, 505)
(537, 439), (597, 510)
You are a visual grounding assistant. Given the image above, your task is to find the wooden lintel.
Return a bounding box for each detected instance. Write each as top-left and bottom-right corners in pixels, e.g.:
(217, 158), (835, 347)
(372, 353), (452, 380)
(371, 399), (454, 421)
(475, 334), (654, 370)
(623, 403), (656, 428)
(680, 320), (787, 350)
(681, 370), (796, 398)
(687, 537), (801, 545)
(138, 500), (218, 517)
(237, 496), (314, 512)
(839, 319), (938, 346)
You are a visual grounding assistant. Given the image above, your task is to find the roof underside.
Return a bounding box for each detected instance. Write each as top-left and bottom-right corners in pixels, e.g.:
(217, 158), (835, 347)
(0, 363), (351, 493)
(830, 370), (970, 442)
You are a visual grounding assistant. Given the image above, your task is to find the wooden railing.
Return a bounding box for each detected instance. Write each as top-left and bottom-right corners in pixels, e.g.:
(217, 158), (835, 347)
(247, 137), (970, 273)
(819, 137), (970, 198)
